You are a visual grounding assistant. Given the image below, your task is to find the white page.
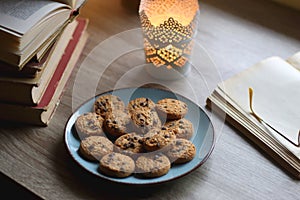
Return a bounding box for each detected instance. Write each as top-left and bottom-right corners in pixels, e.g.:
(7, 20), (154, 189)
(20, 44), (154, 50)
(0, 0), (69, 35)
(54, 0), (86, 9)
(219, 57), (300, 153)
(54, 0), (74, 7)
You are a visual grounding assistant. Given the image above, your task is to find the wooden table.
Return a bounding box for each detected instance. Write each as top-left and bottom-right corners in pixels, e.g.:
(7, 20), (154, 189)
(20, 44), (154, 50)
(1, 0), (300, 199)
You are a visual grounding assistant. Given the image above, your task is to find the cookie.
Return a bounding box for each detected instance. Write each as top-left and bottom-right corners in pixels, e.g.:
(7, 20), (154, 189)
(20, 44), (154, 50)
(162, 118), (193, 139)
(79, 136), (114, 161)
(128, 97), (156, 113)
(130, 109), (161, 134)
(103, 110), (132, 138)
(156, 98), (188, 120)
(142, 128), (161, 138)
(143, 128), (176, 152)
(75, 112), (104, 139)
(166, 138), (196, 164)
(135, 153), (171, 178)
(114, 133), (145, 158)
(99, 152), (135, 178)
(93, 94), (125, 118)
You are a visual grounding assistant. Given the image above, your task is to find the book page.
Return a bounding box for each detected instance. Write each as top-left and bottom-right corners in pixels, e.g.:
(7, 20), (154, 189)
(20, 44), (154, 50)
(53, 0), (86, 9)
(0, 0), (70, 35)
(74, 0), (86, 10)
(54, 0), (75, 7)
(219, 57), (300, 157)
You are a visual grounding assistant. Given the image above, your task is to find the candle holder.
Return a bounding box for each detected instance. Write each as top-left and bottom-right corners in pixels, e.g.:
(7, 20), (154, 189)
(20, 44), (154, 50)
(139, 0), (200, 80)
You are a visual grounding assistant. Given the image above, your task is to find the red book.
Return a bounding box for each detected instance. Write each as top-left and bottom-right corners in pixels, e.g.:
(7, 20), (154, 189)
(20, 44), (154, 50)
(0, 18), (89, 126)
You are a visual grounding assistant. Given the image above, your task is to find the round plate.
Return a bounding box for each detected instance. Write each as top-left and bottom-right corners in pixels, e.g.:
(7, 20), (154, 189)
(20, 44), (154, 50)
(64, 87), (215, 185)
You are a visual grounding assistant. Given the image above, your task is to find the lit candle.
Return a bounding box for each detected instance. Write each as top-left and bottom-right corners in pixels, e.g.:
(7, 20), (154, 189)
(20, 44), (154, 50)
(139, 0), (200, 80)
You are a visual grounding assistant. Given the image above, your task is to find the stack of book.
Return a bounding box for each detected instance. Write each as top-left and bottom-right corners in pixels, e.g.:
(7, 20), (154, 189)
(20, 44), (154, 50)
(0, 0), (88, 126)
(207, 51), (300, 178)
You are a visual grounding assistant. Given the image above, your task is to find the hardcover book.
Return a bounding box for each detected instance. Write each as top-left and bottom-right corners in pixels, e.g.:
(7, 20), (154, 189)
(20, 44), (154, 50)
(0, 18), (89, 126)
(206, 52), (300, 179)
(0, 19), (79, 105)
(0, 43), (55, 78)
(0, 0), (87, 68)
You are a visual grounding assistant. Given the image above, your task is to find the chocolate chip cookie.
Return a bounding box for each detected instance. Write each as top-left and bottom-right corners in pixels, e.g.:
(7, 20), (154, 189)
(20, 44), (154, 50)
(143, 128), (176, 152)
(99, 152), (135, 178)
(114, 133), (144, 158)
(75, 112), (104, 139)
(166, 138), (196, 164)
(128, 97), (156, 113)
(135, 153), (171, 178)
(93, 94), (125, 118)
(156, 98), (188, 120)
(130, 109), (162, 134)
(162, 118), (194, 139)
(103, 110), (132, 138)
(79, 136), (114, 161)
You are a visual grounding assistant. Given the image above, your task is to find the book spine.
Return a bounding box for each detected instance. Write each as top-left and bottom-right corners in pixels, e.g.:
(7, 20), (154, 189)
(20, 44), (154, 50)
(37, 17), (88, 108)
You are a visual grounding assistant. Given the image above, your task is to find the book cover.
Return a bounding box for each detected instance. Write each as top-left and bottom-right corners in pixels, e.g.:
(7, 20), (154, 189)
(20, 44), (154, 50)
(0, 17), (88, 126)
(206, 52), (300, 178)
(0, 19), (78, 106)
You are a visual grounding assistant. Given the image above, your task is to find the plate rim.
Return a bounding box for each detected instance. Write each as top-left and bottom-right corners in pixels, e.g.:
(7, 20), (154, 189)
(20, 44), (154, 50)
(64, 86), (216, 185)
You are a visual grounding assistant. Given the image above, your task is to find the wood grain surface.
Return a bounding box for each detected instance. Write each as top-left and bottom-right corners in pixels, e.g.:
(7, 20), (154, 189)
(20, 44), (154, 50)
(0, 0), (299, 199)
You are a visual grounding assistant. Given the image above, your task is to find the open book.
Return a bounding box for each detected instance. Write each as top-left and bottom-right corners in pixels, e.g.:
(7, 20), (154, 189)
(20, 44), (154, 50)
(0, 0), (86, 68)
(206, 52), (300, 179)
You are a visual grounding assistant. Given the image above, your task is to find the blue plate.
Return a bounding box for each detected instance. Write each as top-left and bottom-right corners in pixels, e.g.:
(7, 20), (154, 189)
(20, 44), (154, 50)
(64, 87), (215, 185)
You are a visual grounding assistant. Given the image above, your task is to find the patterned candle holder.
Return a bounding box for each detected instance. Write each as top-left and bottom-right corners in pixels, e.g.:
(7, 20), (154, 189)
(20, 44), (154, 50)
(139, 0), (200, 80)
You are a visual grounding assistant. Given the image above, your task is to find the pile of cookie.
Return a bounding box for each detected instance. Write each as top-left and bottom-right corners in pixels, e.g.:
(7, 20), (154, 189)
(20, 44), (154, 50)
(75, 94), (196, 178)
